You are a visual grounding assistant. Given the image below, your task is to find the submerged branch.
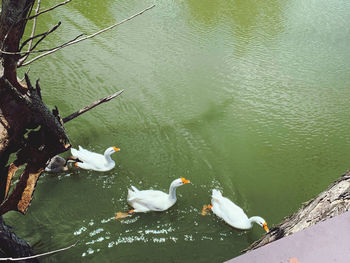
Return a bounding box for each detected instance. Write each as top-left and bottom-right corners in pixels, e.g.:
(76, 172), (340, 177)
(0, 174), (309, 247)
(0, 241), (78, 261)
(63, 90), (124, 123)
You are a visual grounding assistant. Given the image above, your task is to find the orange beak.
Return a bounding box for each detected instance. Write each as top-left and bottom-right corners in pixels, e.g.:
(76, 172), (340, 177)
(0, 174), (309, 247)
(181, 177), (190, 184)
(113, 147), (120, 152)
(263, 222), (269, 233)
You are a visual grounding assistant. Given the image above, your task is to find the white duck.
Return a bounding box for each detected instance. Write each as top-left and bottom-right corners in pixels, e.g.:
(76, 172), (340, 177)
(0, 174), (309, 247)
(116, 177), (191, 219)
(202, 189), (269, 232)
(71, 145), (120, 172)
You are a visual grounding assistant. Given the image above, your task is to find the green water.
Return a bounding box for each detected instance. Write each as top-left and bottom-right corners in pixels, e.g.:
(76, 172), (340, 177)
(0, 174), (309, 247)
(6, 0), (350, 262)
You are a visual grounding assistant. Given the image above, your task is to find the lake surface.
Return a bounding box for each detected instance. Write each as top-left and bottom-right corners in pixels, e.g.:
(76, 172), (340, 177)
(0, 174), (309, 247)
(7, 0), (350, 262)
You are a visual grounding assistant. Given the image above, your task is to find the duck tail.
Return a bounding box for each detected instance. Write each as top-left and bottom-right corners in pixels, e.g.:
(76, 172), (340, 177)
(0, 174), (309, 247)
(127, 187), (138, 199)
(212, 189), (222, 200)
(70, 147), (79, 157)
(130, 185), (139, 192)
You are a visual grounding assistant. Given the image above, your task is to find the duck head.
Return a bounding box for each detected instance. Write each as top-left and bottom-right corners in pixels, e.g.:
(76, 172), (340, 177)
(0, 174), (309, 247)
(171, 177), (191, 187)
(253, 217), (269, 233)
(104, 146), (120, 156)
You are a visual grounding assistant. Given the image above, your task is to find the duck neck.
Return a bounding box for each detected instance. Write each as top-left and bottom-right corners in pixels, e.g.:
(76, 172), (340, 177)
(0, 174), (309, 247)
(249, 216), (263, 226)
(168, 184), (177, 201)
(104, 152), (113, 163)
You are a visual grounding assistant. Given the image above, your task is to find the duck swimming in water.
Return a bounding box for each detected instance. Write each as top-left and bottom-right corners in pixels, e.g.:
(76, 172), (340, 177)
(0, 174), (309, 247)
(202, 189), (269, 232)
(71, 145), (120, 172)
(116, 177), (191, 219)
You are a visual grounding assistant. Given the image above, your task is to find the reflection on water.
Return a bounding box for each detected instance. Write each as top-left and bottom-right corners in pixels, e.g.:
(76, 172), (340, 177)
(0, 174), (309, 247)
(184, 0), (285, 56)
(8, 0), (350, 262)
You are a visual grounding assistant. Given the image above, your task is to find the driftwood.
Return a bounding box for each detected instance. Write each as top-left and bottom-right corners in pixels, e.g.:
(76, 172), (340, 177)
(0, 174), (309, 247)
(245, 170), (350, 252)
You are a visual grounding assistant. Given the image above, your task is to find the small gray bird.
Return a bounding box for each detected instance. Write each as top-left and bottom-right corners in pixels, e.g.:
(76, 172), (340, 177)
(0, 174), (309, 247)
(44, 155), (69, 173)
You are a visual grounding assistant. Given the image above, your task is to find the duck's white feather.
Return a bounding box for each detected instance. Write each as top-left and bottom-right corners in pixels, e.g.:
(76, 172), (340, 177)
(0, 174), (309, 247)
(130, 185), (139, 192)
(211, 189), (251, 230)
(125, 178), (190, 213)
(128, 189), (172, 212)
(71, 146), (107, 164)
(71, 145), (117, 172)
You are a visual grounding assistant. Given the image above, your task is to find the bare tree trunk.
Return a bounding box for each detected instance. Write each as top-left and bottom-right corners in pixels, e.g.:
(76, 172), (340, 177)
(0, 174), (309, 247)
(0, 0), (151, 258)
(0, 0), (33, 85)
(0, 0), (69, 258)
(245, 170), (350, 252)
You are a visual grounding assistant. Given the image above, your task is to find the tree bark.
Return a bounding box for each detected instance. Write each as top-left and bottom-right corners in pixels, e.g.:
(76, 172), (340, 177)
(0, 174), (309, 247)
(0, 0), (69, 259)
(0, 217), (37, 262)
(0, 0), (146, 259)
(245, 170), (350, 252)
(0, 0), (34, 86)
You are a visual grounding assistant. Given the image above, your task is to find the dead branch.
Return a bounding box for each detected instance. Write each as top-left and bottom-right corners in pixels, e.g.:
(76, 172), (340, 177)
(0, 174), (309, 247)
(4, 163), (20, 199)
(63, 89), (124, 123)
(1, 75), (69, 143)
(26, 22), (62, 54)
(1, 28), (78, 57)
(2, 4), (155, 62)
(19, 21), (61, 53)
(3, 168), (42, 215)
(29, 0), (41, 50)
(24, 0), (40, 52)
(17, 0), (41, 67)
(27, 0), (72, 20)
(0, 240), (78, 261)
(20, 4), (156, 67)
(20, 21), (62, 53)
(0, 75), (71, 216)
(0, 0), (73, 258)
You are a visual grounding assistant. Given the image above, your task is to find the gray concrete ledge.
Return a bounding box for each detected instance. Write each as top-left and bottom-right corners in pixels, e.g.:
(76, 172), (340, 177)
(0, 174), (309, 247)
(226, 210), (350, 263)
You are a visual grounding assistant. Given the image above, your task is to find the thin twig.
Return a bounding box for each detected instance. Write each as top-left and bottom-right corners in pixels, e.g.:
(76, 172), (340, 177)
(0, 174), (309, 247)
(20, 4), (155, 67)
(19, 21), (61, 52)
(25, 22), (62, 54)
(27, 0), (41, 51)
(63, 90), (124, 123)
(28, 0), (72, 20)
(5, 32), (84, 56)
(0, 241), (79, 261)
(2, 5), (155, 57)
(19, 67), (31, 82)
